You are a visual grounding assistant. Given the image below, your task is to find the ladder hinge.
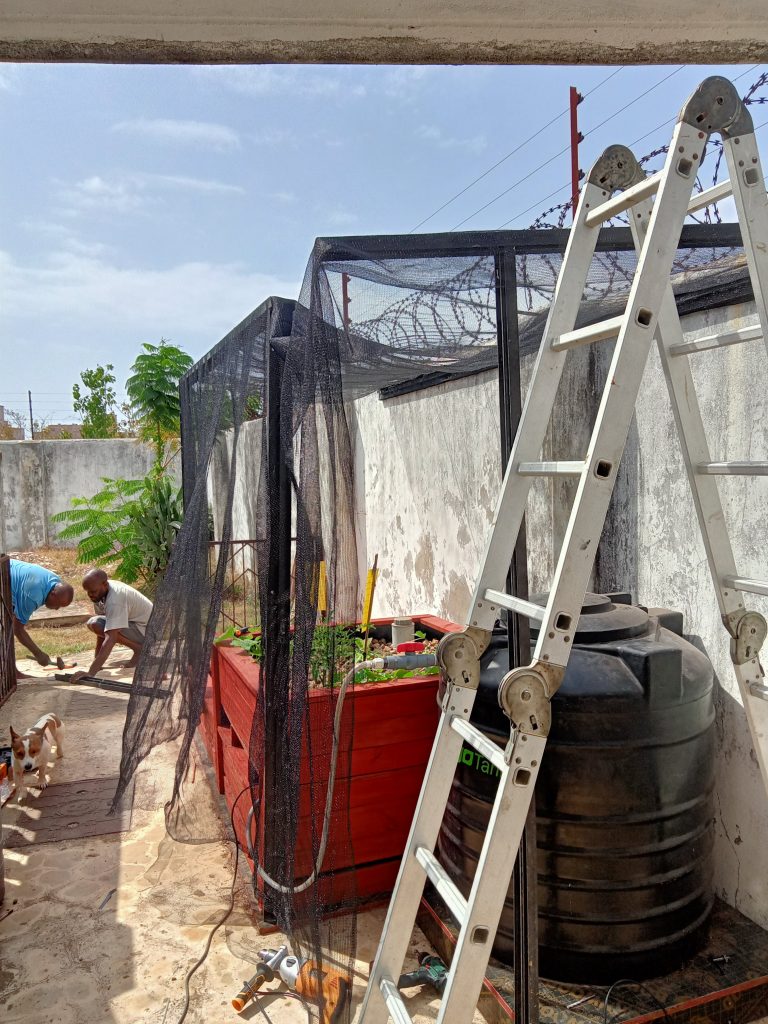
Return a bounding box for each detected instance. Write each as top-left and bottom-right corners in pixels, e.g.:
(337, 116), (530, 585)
(679, 75), (753, 137)
(586, 144), (644, 192)
(724, 610), (768, 665)
(437, 626), (490, 698)
(497, 663), (564, 737)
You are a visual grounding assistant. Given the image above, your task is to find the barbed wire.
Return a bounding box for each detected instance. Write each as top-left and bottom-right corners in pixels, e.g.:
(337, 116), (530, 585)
(529, 71), (768, 232)
(331, 73), (768, 350)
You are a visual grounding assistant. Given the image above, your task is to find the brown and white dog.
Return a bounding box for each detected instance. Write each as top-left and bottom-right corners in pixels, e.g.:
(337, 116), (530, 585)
(10, 713), (64, 802)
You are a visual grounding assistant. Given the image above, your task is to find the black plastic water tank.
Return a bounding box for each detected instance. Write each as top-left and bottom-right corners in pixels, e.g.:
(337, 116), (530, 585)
(436, 592), (715, 983)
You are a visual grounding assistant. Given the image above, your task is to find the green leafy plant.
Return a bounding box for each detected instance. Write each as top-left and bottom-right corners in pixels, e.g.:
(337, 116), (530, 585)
(51, 476), (146, 583)
(72, 364), (119, 438)
(51, 474), (183, 588)
(126, 339), (193, 470)
(245, 393), (263, 420)
(132, 475), (183, 589)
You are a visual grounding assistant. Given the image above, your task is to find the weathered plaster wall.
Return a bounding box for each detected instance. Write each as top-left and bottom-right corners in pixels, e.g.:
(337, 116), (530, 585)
(2, 1), (768, 64)
(0, 439), (180, 551)
(351, 298), (768, 928)
(207, 419), (262, 543)
(628, 299), (768, 929)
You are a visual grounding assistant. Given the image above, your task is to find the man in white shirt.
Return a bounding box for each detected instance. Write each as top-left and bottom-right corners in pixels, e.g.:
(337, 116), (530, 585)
(77, 568), (154, 679)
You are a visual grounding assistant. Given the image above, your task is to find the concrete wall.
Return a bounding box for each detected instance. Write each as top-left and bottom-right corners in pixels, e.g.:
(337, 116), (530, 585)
(2, 1), (768, 64)
(351, 298), (768, 928)
(0, 438), (180, 551)
(207, 419), (262, 543)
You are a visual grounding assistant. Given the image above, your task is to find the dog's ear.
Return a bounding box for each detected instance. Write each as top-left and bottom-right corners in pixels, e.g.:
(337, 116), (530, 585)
(9, 726), (18, 741)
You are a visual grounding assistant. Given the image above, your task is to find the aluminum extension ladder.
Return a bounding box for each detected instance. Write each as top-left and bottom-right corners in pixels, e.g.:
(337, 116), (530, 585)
(360, 76), (768, 1024)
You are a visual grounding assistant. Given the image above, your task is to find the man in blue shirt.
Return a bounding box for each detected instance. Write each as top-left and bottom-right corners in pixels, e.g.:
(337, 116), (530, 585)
(10, 559), (74, 678)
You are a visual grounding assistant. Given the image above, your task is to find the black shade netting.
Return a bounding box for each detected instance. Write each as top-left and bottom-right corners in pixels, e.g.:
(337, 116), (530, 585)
(112, 224), (745, 1021)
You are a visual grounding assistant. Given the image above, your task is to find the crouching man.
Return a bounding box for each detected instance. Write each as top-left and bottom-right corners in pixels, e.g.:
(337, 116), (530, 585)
(76, 568), (153, 680)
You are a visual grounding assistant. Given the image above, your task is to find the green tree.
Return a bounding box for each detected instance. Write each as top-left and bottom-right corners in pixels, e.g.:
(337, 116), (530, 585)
(72, 364), (119, 438)
(126, 340), (193, 470)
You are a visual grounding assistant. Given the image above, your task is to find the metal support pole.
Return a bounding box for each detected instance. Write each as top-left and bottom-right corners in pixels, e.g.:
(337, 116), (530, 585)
(28, 390), (34, 439)
(569, 87), (583, 221)
(262, 302), (293, 917)
(495, 249), (539, 1023)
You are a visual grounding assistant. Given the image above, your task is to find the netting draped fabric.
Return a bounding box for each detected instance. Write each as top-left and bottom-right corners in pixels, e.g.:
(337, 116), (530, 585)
(112, 226), (746, 1017)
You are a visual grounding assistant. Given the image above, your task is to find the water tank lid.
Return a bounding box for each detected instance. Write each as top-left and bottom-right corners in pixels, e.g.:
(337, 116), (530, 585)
(530, 591), (649, 643)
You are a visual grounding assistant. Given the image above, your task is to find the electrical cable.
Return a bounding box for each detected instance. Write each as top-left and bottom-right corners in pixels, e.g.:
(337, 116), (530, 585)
(246, 658), (361, 895)
(171, 783), (250, 1024)
(408, 67), (625, 233)
(602, 978), (670, 1024)
(453, 66), (687, 231)
(498, 65), (766, 230)
(248, 652), (435, 895)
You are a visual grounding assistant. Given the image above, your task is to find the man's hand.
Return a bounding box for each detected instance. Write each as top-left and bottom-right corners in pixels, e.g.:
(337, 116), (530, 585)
(69, 670), (88, 683)
(35, 651), (52, 667)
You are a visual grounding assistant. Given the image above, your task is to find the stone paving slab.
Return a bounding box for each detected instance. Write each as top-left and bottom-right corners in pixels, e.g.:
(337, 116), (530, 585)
(0, 662), (470, 1024)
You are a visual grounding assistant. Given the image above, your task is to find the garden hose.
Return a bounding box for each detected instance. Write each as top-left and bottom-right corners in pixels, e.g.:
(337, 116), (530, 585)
(245, 651), (437, 895)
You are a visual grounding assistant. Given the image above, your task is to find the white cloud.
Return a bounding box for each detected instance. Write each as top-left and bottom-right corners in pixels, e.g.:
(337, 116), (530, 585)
(269, 191), (298, 204)
(142, 173), (246, 196)
(0, 64), (22, 92)
(197, 65), (350, 99)
(323, 208), (359, 229)
(57, 171), (245, 217)
(0, 249), (300, 339)
(416, 124), (487, 154)
(60, 175), (148, 215)
(381, 67), (432, 100)
(112, 117), (240, 151)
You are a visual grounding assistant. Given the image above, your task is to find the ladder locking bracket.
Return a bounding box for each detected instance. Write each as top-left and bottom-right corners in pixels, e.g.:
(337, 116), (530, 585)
(726, 610), (767, 665)
(437, 627), (490, 701)
(498, 664), (563, 737)
(587, 144), (644, 192)
(679, 75), (753, 137)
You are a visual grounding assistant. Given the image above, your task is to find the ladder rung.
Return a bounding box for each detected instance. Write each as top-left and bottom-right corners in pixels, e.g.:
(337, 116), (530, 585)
(687, 178), (733, 215)
(724, 576), (768, 598)
(669, 324), (762, 357)
(750, 683), (768, 700)
(415, 846), (468, 925)
(584, 171), (663, 227)
(380, 977), (413, 1024)
(584, 172), (732, 229)
(551, 314), (624, 351)
(450, 716), (508, 773)
(483, 589), (546, 621)
(697, 462), (768, 475)
(518, 461), (586, 476)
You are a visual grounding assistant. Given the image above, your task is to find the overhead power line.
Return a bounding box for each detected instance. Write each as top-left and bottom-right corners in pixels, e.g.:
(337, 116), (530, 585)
(408, 66), (625, 233)
(495, 65), (764, 232)
(451, 66), (688, 231)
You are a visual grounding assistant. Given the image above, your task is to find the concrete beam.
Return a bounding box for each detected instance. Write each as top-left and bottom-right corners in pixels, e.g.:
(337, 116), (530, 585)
(2, 2), (768, 65)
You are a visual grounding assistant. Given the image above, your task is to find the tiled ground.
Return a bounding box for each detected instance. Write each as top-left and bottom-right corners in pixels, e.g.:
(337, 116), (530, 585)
(0, 656), (480, 1024)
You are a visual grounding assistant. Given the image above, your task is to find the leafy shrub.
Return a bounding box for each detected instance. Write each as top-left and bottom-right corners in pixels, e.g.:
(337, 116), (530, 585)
(51, 474), (182, 589)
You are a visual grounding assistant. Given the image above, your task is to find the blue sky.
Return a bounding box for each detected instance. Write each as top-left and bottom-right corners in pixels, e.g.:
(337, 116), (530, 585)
(0, 61), (764, 427)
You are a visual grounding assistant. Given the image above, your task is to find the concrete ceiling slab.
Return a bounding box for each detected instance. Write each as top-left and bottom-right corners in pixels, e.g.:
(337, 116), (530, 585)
(1, 1), (767, 65)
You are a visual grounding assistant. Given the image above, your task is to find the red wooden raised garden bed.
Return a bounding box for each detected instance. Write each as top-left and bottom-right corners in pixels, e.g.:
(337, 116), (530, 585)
(197, 615), (458, 910)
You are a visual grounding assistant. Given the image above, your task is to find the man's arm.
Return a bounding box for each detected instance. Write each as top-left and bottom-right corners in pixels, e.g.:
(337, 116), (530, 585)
(13, 616), (51, 666)
(86, 629), (120, 676)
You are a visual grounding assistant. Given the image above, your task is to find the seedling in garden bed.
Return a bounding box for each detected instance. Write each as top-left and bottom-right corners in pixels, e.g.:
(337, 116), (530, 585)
(214, 622), (439, 687)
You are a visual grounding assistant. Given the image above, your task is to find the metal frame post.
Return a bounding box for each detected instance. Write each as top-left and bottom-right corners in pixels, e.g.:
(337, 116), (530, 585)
(495, 248), (538, 1024)
(262, 300), (294, 914)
